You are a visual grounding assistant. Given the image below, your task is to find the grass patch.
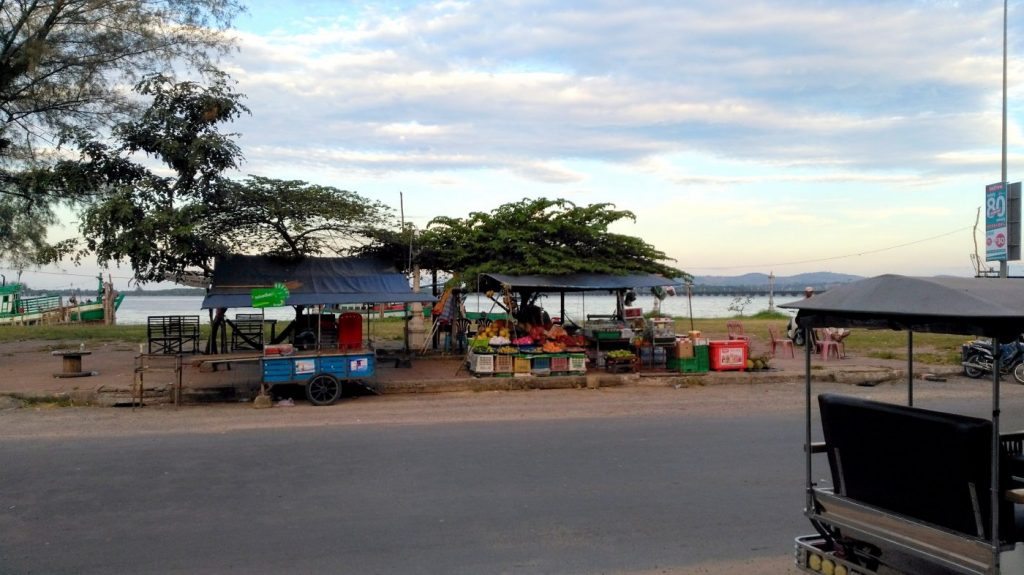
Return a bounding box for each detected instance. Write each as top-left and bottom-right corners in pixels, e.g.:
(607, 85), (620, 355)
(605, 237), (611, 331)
(0, 316), (973, 365)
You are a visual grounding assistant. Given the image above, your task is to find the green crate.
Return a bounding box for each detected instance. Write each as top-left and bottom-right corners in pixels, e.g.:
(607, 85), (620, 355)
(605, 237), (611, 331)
(668, 346), (709, 373)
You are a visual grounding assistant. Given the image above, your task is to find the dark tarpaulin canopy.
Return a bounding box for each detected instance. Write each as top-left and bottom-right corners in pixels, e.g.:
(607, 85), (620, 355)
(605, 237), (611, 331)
(201, 255), (435, 309)
(779, 274), (1024, 340)
(478, 272), (684, 293)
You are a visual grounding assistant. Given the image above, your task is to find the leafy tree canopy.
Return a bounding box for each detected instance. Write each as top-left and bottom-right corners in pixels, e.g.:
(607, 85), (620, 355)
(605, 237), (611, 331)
(0, 0), (243, 267)
(418, 197), (687, 281)
(57, 74), (397, 284)
(211, 176), (396, 259)
(57, 72), (249, 283)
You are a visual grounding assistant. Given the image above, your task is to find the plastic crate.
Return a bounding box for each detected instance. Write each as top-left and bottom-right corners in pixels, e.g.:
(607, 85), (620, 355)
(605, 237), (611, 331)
(667, 346), (709, 373)
(531, 356), (551, 376)
(513, 356), (532, 374)
(494, 354), (513, 375)
(550, 355), (569, 373)
(568, 354), (587, 373)
(470, 353), (494, 374)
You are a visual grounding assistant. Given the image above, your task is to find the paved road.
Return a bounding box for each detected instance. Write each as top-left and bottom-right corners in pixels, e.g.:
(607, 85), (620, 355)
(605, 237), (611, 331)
(3, 381), (1023, 574)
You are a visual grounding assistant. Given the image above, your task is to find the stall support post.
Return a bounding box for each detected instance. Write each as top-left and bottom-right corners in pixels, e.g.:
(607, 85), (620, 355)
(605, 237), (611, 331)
(907, 331), (914, 407)
(991, 335), (1002, 569)
(804, 324), (814, 515)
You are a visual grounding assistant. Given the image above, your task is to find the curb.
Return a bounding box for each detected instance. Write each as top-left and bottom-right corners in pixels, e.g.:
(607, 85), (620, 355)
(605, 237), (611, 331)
(0, 365), (967, 407)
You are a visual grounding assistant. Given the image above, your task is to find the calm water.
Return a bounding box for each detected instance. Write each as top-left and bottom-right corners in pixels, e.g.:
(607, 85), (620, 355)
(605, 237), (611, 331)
(113, 293), (797, 325)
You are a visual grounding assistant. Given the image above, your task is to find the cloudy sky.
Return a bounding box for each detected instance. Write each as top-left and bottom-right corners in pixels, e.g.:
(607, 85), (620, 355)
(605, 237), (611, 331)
(13, 0), (1024, 289)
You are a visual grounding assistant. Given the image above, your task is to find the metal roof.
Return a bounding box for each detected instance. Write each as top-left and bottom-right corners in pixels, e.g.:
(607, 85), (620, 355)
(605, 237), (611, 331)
(779, 274), (1024, 339)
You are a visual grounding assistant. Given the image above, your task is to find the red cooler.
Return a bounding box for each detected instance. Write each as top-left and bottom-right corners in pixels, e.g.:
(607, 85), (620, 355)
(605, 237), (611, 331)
(708, 340), (747, 371)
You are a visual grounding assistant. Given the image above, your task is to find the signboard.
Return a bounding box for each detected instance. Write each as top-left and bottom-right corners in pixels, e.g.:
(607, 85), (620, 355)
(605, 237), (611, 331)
(986, 182), (1009, 262)
(251, 282), (290, 308)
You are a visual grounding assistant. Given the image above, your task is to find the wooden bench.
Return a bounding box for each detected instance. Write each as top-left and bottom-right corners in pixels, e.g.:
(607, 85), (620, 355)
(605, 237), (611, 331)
(147, 315), (200, 355)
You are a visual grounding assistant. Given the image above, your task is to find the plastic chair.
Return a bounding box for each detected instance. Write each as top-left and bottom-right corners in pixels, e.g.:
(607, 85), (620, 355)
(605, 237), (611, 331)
(814, 328), (841, 360)
(768, 325), (795, 358)
(452, 318), (472, 353)
(727, 320), (750, 342)
(475, 317), (492, 335)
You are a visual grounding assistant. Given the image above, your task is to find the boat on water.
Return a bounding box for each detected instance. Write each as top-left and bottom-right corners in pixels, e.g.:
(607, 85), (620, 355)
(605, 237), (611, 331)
(0, 276), (125, 325)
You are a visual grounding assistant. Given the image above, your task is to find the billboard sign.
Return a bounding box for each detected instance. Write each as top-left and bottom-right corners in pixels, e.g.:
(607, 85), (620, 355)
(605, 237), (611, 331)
(986, 181), (1009, 262)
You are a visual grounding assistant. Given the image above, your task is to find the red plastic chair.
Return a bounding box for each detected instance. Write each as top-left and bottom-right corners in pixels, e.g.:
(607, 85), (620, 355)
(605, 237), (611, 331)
(768, 325), (794, 358)
(814, 328), (841, 361)
(727, 320), (751, 342)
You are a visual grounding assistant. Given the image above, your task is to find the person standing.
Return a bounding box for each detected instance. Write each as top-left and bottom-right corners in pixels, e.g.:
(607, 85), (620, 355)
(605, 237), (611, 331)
(787, 287), (816, 346)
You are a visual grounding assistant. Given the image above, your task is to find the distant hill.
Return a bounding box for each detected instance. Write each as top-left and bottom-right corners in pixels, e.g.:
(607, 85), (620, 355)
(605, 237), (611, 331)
(692, 272), (863, 290)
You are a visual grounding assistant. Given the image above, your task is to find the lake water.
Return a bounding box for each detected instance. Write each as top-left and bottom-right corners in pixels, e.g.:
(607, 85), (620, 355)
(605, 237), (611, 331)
(113, 293), (797, 325)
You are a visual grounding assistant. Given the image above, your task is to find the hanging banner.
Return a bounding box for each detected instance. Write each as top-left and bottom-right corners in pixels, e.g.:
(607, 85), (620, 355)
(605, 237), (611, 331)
(986, 181), (1009, 262)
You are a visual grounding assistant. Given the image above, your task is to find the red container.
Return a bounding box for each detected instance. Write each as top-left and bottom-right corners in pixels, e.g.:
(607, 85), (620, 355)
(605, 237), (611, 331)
(708, 340), (747, 371)
(338, 312), (363, 351)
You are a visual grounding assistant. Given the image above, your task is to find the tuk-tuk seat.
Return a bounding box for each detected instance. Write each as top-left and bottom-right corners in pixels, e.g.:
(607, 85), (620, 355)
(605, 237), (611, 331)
(818, 393), (1023, 543)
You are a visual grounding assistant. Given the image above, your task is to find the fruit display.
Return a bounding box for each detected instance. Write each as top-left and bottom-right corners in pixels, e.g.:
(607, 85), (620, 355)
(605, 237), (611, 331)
(477, 319), (512, 340)
(606, 349), (636, 360)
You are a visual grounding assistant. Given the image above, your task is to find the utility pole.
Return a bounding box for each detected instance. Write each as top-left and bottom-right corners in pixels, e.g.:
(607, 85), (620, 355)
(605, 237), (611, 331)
(1001, 0), (1009, 278)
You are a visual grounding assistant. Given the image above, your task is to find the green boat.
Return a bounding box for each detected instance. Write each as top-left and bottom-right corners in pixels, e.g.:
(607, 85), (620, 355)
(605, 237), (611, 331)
(0, 275), (125, 325)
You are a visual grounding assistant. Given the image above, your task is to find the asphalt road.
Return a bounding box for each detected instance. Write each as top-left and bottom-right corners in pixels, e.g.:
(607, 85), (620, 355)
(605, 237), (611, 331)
(3, 380), (1024, 574)
(0, 409), (804, 573)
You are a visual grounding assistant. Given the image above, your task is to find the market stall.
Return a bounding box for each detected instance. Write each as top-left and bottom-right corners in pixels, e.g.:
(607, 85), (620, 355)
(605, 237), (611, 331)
(199, 255), (435, 404)
(467, 272), (687, 375)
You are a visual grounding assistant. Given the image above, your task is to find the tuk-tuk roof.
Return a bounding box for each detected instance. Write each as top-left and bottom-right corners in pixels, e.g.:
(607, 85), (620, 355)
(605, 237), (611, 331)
(779, 274), (1024, 339)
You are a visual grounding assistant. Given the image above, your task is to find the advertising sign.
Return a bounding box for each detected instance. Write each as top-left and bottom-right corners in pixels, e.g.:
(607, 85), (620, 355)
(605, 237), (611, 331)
(986, 182), (1009, 262)
(250, 282), (291, 308)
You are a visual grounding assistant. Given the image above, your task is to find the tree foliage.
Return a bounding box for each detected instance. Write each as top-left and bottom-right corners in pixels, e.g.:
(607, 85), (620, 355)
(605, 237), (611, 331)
(58, 74), (397, 284)
(0, 0), (243, 266)
(212, 176), (396, 259)
(418, 197), (686, 280)
(58, 73), (248, 283)
(0, 0), (242, 154)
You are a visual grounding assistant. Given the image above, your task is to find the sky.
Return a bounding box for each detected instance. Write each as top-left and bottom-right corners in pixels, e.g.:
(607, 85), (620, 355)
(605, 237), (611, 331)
(8, 0), (1024, 290)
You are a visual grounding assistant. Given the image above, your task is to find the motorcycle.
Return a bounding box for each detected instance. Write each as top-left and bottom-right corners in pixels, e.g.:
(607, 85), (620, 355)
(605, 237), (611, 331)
(961, 338), (1024, 383)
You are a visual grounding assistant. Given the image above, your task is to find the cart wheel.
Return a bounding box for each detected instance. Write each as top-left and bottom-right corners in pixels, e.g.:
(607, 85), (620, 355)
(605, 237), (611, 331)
(306, 374), (342, 406)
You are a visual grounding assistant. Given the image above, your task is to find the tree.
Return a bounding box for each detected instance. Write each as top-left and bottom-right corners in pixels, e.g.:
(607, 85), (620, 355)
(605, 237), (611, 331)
(60, 74), (400, 285)
(417, 197), (686, 280)
(0, 0), (243, 264)
(59, 72), (248, 283)
(212, 176), (397, 259)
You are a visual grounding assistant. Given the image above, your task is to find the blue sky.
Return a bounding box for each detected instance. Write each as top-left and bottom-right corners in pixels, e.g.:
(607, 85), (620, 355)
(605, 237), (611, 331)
(11, 0), (1024, 289)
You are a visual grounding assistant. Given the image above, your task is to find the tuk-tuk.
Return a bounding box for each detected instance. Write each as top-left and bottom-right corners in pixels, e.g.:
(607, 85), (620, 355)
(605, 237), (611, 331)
(783, 275), (1024, 574)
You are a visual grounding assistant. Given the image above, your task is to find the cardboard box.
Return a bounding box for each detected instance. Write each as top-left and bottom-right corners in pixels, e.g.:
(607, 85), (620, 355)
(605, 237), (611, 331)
(675, 338), (694, 358)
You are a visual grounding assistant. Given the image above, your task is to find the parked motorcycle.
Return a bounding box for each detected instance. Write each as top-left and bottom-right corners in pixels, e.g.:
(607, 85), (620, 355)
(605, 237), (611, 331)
(961, 338), (1024, 383)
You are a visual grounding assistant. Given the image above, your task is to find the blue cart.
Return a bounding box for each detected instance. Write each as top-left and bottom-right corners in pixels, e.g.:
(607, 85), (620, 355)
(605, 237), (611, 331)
(260, 352), (375, 406)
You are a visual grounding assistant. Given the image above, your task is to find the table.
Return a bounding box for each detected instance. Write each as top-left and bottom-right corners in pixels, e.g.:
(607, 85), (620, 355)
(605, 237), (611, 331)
(52, 350), (93, 378)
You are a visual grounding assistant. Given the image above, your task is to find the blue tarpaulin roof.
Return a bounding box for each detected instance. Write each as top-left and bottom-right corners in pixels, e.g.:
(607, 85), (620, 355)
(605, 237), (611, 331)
(201, 255), (435, 309)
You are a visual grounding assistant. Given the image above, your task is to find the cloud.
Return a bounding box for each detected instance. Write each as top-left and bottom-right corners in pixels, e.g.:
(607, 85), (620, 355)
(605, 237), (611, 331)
(223, 1), (1018, 186)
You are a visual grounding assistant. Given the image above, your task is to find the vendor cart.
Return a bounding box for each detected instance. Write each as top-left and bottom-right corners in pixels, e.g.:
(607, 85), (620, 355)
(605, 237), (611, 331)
(260, 351), (375, 406)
